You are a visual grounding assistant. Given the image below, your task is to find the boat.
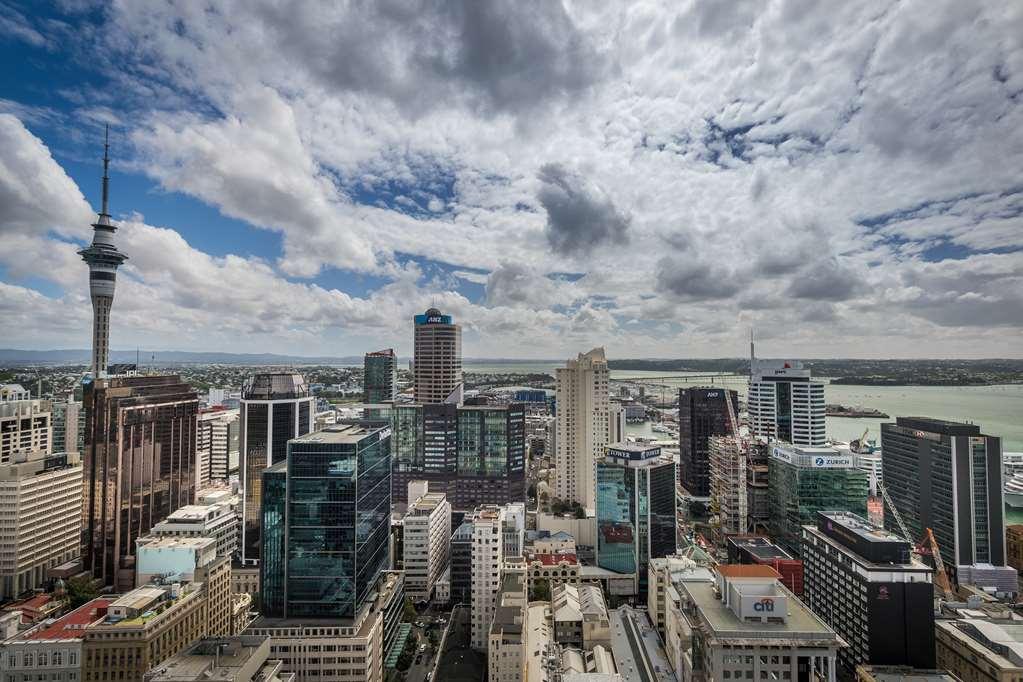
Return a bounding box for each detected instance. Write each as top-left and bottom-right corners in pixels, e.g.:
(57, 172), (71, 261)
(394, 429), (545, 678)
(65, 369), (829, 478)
(1005, 473), (1023, 508)
(651, 423), (672, 434)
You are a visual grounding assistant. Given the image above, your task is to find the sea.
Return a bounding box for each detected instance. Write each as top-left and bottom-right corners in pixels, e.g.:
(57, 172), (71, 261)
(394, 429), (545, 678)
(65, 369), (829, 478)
(466, 361), (1023, 451)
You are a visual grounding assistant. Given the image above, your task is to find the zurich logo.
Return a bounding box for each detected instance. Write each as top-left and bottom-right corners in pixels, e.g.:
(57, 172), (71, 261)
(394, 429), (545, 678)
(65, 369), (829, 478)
(815, 457), (825, 466)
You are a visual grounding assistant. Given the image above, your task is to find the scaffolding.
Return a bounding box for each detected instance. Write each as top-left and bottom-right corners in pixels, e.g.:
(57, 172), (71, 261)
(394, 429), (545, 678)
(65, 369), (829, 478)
(709, 435), (747, 539)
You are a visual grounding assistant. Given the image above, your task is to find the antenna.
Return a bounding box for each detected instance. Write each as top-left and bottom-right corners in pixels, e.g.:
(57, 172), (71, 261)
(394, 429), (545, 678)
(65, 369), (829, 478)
(100, 124), (111, 217)
(749, 327), (756, 376)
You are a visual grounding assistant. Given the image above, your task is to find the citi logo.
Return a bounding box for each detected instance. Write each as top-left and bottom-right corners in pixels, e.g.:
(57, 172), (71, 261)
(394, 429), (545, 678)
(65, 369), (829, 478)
(753, 598), (775, 612)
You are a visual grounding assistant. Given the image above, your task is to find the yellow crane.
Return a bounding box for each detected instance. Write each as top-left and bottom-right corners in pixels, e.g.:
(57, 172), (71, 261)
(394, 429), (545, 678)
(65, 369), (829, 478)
(921, 527), (955, 600)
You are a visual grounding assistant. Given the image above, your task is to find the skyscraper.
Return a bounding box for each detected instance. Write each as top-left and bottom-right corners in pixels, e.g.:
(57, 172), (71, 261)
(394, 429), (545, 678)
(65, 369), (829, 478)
(239, 372), (313, 565)
(678, 387), (739, 497)
(412, 308), (462, 404)
(364, 348), (398, 403)
(748, 360), (825, 446)
(51, 394), (81, 454)
(595, 442), (677, 597)
(260, 424), (391, 619)
(555, 347), (610, 510)
(82, 374), (199, 591)
(77, 128), (127, 379)
(882, 417), (1008, 575)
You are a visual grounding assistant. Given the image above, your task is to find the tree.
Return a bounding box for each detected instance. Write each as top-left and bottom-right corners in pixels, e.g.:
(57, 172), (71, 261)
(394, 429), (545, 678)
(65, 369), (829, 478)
(67, 576), (99, 608)
(400, 597), (417, 623)
(573, 506), (586, 519)
(688, 499), (708, 518)
(531, 578), (551, 601)
(527, 483), (537, 498)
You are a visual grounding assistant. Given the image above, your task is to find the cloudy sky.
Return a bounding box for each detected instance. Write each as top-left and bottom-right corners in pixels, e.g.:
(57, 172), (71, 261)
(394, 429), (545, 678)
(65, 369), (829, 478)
(1, 0), (1021, 359)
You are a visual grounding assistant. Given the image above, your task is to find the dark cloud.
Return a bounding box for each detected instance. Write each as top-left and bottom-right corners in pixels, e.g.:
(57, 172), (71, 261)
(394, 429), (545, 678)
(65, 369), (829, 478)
(786, 258), (867, 300)
(537, 163), (630, 256)
(250, 0), (609, 115)
(486, 262), (562, 307)
(655, 257), (744, 301)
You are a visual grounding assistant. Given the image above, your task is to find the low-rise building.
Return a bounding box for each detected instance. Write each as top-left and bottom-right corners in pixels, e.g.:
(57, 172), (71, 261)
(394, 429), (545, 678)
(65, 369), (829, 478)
(243, 571), (404, 682)
(855, 666), (961, 681)
(134, 537), (219, 586)
(526, 530), (577, 555)
(726, 535), (803, 596)
(143, 636), (293, 682)
(525, 552), (581, 592)
(81, 555), (235, 682)
(551, 583), (610, 650)
(608, 607), (675, 682)
(0, 598), (111, 682)
(935, 610), (1023, 682)
(668, 564), (842, 682)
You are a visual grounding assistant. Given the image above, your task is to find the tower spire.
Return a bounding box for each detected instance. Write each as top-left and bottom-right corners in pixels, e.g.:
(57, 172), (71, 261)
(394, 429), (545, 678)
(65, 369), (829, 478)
(100, 124), (110, 217)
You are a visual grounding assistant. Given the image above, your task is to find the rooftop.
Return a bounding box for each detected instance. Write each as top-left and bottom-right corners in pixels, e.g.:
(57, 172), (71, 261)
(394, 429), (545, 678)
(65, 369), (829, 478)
(145, 636), (274, 682)
(716, 565), (781, 579)
(529, 552), (579, 566)
(728, 536), (792, 561)
(895, 416), (982, 437)
(609, 607), (677, 682)
(26, 599), (114, 641)
(856, 666), (962, 681)
(291, 424), (381, 445)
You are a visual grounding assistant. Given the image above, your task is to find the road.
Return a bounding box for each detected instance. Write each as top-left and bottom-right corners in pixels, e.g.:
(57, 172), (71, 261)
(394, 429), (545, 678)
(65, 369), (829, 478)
(403, 608), (452, 682)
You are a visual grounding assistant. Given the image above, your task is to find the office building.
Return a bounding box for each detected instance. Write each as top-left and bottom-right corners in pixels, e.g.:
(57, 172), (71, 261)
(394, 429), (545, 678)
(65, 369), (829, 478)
(936, 611), (1023, 682)
(855, 666), (961, 682)
(51, 395), (81, 454)
(82, 375), (199, 591)
(412, 308), (462, 404)
(768, 443), (868, 554)
(245, 571), (404, 682)
(882, 417), (1009, 580)
(388, 401), (526, 509)
(148, 494), (241, 560)
(595, 442), (677, 597)
(134, 536), (218, 586)
(669, 564), (842, 681)
(144, 636), (295, 682)
(726, 535), (804, 595)
(0, 451), (82, 600)
(450, 519), (474, 604)
(555, 348), (610, 510)
(80, 556), (235, 682)
(261, 425), (390, 619)
(363, 349), (397, 403)
(402, 489), (451, 602)
(748, 360), (825, 446)
(239, 373), (313, 565)
(197, 408), (238, 488)
(678, 387), (738, 497)
(709, 435), (747, 537)
(78, 131), (128, 379)
(0, 395), (51, 464)
(803, 511), (935, 672)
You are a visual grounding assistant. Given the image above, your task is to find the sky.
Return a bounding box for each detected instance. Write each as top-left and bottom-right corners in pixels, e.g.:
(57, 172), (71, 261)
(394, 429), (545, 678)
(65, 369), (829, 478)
(0, 0), (1021, 360)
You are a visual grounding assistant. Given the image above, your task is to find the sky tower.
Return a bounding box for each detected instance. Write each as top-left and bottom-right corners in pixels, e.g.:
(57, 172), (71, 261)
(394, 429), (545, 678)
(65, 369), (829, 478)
(78, 126), (127, 378)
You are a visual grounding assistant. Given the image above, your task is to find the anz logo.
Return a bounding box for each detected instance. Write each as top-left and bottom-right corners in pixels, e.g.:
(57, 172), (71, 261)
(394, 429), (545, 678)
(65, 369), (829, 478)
(753, 598), (775, 612)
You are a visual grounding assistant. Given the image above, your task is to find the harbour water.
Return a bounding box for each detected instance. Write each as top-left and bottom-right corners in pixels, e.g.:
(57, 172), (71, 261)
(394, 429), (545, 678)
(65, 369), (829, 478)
(466, 362), (1023, 450)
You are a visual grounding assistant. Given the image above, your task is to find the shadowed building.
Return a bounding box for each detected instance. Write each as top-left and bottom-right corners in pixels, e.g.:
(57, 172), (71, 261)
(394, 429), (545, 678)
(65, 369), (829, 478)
(364, 348), (398, 403)
(678, 387), (738, 497)
(412, 308), (462, 404)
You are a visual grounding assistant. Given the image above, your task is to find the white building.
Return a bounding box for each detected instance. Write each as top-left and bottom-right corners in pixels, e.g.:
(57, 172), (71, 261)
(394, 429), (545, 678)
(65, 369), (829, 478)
(551, 583), (611, 650)
(197, 408), (239, 487)
(747, 360), (825, 446)
(488, 561), (528, 682)
(555, 348), (610, 510)
(50, 396), (80, 454)
(0, 597), (107, 682)
(147, 496), (241, 560)
(134, 536), (219, 586)
(0, 397), (51, 465)
(402, 490), (451, 602)
(0, 451), (82, 600)
(0, 385), (30, 402)
(471, 505), (510, 650)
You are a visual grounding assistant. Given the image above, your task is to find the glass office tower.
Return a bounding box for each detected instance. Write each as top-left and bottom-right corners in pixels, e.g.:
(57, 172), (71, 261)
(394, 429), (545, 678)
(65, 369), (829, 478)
(240, 372), (314, 564)
(595, 443), (677, 597)
(678, 387), (738, 496)
(261, 424), (391, 619)
(364, 348), (397, 403)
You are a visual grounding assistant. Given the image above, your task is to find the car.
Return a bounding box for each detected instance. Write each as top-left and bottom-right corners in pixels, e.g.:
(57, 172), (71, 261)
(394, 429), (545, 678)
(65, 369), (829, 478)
(418, 644), (427, 652)
(414, 621), (426, 628)
(414, 655), (423, 665)
(425, 674), (432, 682)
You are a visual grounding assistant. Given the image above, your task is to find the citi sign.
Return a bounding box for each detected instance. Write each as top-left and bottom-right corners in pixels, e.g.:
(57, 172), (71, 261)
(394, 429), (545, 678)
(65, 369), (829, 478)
(753, 598), (775, 612)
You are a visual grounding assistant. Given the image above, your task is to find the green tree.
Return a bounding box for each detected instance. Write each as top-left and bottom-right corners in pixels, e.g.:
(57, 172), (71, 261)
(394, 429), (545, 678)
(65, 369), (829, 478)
(67, 576), (99, 608)
(527, 483), (537, 498)
(573, 506), (586, 519)
(531, 578), (551, 601)
(401, 597), (417, 623)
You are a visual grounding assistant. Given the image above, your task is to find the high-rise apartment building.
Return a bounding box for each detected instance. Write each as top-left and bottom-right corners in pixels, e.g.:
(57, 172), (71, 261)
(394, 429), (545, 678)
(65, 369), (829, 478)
(678, 387), (738, 497)
(470, 506), (506, 650)
(82, 374), (199, 591)
(882, 417), (1008, 577)
(555, 348), (610, 510)
(748, 360), (825, 446)
(709, 435), (747, 537)
(261, 424), (390, 619)
(239, 373), (313, 565)
(402, 490), (451, 602)
(78, 130), (127, 380)
(0, 393), (51, 464)
(0, 451), (82, 600)
(768, 443), (868, 554)
(388, 401), (526, 509)
(51, 394), (80, 454)
(595, 443), (677, 597)
(802, 511), (935, 673)
(412, 308), (462, 404)
(197, 407), (239, 487)
(364, 348), (398, 403)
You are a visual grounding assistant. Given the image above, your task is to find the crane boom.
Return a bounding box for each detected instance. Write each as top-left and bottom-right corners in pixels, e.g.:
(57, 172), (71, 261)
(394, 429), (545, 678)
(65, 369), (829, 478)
(877, 481), (912, 543)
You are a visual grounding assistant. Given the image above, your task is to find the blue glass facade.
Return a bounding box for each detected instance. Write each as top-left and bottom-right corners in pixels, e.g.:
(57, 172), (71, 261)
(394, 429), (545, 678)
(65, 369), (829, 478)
(595, 445), (677, 596)
(260, 425), (391, 619)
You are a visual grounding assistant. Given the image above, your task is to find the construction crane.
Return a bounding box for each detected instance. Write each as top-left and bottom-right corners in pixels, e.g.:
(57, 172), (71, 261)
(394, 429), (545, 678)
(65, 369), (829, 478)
(877, 480), (913, 546)
(920, 527), (955, 600)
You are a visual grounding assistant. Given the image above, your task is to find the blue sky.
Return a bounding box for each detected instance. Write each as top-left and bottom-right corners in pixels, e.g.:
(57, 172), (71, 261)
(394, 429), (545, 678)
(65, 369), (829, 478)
(1, 0), (1022, 358)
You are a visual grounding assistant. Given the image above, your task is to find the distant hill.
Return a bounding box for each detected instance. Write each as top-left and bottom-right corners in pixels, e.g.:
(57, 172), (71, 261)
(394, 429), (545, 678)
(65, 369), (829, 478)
(0, 349), (365, 365)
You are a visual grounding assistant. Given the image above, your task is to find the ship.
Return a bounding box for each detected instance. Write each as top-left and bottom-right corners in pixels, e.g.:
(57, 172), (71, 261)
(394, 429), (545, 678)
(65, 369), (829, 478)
(1006, 472), (1023, 508)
